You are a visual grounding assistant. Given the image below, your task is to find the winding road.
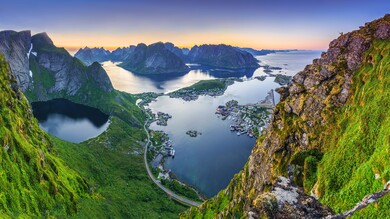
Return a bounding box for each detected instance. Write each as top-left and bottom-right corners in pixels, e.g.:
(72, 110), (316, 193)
(142, 115), (201, 207)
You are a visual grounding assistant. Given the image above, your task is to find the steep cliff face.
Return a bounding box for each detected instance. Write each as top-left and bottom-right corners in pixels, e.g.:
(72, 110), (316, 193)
(0, 55), (89, 217)
(0, 30), (32, 91)
(164, 42), (188, 61)
(74, 47), (111, 65)
(0, 31), (114, 102)
(188, 44), (259, 69)
(26, 32), (113, 101)
(119, 42), (189, 74)
(183, 15), (390, 218)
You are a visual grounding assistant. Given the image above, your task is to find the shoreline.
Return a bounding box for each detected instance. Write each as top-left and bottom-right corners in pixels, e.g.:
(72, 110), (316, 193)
(137, 96), (206, 203)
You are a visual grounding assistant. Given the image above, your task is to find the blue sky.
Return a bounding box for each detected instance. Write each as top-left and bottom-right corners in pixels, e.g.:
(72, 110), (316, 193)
(0, 0), (388, 49)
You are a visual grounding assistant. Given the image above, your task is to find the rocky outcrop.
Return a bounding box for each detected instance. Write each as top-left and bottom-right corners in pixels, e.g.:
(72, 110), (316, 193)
(74, 47), (111, 65)
(119, 42), (189, 74)
(0, 30), (32, 91)
(250, 176), (334, 218)
(182, 14), (390, 219)
(188, 44), (259, 69)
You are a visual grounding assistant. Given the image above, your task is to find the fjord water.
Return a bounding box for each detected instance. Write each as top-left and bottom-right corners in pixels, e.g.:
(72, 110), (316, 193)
(103, 61), (256, 94)
(109, 51), (321, 197)
(31, 99), (110, 143)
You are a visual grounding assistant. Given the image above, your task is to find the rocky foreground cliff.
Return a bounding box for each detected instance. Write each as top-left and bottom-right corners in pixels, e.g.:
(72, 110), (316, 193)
(182, 15), (390, 218)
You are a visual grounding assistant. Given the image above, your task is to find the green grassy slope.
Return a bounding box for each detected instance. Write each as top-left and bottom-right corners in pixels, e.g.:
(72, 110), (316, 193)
(0, 55), (89, 217)
(317, 39), (390, 218)
(51, 117), (187, 218)
(181, 80), (226, 92)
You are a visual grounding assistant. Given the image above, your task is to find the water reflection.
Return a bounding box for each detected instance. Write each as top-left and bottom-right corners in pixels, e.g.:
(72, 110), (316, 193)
(103, 61), (256, 94)
(32, 99), (110, 143)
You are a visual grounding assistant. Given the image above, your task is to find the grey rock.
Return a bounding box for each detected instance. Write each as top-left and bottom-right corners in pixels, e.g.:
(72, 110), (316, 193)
(289, 83), (305, 95)
(0, 30), (32, 91)
(0, 31), (113, 101)
(374, 23), (390, 39)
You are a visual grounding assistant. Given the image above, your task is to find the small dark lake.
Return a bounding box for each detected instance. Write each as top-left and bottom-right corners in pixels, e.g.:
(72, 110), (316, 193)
(31, 98), (110, 143)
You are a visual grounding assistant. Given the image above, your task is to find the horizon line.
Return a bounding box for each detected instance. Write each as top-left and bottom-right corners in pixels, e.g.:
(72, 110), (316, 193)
(61, 45), (326, 52)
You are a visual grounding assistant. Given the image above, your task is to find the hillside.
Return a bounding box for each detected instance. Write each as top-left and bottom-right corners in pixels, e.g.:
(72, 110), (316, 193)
(182, 15), (390, 218)
(0, 55), (89, 217)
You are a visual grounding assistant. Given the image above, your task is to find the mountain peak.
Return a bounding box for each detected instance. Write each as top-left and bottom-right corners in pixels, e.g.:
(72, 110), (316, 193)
(32, 32), (54, 46)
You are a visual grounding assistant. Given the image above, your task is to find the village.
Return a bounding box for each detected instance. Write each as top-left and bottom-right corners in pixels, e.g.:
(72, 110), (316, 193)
(148, 130), (176, 179)
(215, 90), (275, 138)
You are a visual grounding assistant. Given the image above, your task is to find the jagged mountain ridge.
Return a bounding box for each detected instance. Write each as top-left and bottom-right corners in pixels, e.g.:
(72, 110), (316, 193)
(182, 14), (390, 219)
(118, 42), (190, 74)
(74, 46), (111, 66)
(75, 42), (261, 73)
(188, 44), (260, 69)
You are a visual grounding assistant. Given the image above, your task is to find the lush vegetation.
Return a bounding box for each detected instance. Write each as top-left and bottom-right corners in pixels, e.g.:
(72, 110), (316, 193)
(317, 39), (390, 217)
(1, 51), (188, 217)
(161, 179), (203, 203)
(52, 117), (187, 218)
(0, 55), (89, 217)
(182, 79), (226, 92)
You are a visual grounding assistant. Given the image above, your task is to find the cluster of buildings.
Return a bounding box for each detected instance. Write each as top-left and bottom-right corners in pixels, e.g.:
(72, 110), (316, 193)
(216, 99), (272, 138)
(156, 112), (172, 126)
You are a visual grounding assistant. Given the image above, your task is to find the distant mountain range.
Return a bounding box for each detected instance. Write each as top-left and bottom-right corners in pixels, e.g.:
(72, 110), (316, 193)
(239, 47), (298, 56)
(74, 43), (286, 74)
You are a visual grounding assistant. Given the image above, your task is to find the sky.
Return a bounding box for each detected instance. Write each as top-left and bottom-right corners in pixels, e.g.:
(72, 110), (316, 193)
(0, 0), (389, 50)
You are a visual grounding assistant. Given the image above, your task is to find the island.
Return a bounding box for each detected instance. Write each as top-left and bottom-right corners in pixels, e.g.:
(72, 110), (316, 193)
(168, 79), (235, 101)
(186, 130), (202, 137)
(156, 111), (172, 126)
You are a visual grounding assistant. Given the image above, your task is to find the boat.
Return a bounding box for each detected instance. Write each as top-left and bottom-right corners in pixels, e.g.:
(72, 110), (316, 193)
(168, 148), (175, 157)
